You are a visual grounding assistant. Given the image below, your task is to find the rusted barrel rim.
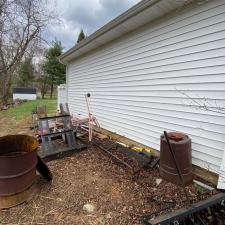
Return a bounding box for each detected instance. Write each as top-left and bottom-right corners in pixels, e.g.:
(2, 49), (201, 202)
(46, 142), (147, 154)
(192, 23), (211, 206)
(0, 135), (38, 158)
(161, 132), (189, 144)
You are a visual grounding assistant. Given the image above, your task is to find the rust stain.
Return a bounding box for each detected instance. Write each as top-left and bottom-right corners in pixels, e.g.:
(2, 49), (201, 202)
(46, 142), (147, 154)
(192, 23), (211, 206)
(167, 132), (186, 142)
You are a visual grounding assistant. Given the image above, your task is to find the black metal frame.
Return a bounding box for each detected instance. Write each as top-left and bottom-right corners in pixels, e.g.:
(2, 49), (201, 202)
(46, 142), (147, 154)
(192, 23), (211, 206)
(142, 192), (225, 225)
(93, 139), (152, 173)
(38, 114), (80, 160)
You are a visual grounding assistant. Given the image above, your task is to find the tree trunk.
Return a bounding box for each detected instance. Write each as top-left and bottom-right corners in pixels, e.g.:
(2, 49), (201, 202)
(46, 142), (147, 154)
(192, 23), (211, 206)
(0, 94), (7, 108)
(41, 83), (47, 99)
(50, 83), (53, 99)
(41, 91), (45, 99)
(0, 71), (12, 107)
(0, 86), (11, 107)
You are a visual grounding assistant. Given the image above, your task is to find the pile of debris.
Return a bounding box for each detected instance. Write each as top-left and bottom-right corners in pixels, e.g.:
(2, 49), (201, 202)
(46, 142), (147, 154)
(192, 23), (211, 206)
(0, 99), (27, 111)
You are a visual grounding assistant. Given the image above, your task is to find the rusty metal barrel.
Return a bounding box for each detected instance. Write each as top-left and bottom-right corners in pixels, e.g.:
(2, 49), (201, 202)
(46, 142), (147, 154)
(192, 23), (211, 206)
(160, 132), (193, 185)
(0, 135), (38, 197)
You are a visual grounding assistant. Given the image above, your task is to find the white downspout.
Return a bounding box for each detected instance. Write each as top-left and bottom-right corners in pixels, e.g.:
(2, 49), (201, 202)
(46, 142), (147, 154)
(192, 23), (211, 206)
(66, 65), (68, 104)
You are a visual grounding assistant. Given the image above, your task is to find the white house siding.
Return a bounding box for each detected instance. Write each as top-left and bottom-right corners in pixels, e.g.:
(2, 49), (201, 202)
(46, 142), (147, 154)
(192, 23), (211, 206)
(67, 0), (225, 175)
(13, 93), (36, 100)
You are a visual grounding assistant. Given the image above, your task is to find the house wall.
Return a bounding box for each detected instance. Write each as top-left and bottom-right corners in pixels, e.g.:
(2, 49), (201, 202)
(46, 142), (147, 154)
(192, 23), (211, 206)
(67, 0), (225, 175)
(13, 93), (36, 100)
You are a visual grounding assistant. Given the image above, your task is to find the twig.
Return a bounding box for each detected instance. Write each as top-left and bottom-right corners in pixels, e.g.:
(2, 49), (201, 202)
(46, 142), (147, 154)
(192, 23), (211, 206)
(177, 89), (225, 115)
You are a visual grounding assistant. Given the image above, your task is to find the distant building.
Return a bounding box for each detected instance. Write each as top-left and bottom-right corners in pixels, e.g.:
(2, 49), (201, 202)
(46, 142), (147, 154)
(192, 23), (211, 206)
(13, 87), (37, 100)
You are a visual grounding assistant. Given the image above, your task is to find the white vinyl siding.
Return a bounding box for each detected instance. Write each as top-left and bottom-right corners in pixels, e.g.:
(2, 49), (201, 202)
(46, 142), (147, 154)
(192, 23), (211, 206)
(67, 0), (225, 175)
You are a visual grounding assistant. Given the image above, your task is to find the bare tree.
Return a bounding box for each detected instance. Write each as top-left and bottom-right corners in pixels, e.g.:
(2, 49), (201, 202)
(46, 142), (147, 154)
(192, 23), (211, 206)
(0, 0), (55, 106)
(38, 73), (49, 99)
(178, 90), (225, 116)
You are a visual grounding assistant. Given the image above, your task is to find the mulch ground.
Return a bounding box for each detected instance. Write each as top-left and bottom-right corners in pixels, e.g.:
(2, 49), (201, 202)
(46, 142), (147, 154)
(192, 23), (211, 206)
(0, 142), (214, 225)
(0, 111), (216, 225)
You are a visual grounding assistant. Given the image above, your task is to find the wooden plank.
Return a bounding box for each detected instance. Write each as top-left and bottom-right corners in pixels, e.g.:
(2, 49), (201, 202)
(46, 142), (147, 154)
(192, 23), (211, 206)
(94, 127), (159, 157)
(93, 132), (108, 140)
(192, 165), (218, 186)
(39, 114), (70, 120)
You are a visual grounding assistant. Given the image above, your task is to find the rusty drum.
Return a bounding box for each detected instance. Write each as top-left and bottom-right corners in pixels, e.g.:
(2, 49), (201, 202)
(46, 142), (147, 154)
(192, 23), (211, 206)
(160, 132), (193, 185)
(0, 135), (38, 196)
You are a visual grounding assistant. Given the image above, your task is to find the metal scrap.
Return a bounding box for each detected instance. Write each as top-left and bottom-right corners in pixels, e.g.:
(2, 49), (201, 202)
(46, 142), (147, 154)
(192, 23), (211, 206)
(94, 139), (153, 173)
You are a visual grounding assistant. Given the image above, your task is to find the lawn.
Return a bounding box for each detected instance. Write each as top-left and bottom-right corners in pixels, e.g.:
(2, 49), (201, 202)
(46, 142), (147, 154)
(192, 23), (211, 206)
(0, 99), (57, 136)
(0, 99), (57, 121)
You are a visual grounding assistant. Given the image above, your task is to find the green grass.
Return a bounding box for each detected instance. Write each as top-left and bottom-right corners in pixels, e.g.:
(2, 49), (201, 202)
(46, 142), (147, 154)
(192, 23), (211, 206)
(0, 99), (57, 121)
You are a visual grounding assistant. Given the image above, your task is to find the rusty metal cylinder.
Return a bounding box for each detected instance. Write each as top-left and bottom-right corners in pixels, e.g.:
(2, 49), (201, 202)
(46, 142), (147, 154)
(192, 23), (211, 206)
(160, 132), (193, 185)
(0, 135), (38, 196)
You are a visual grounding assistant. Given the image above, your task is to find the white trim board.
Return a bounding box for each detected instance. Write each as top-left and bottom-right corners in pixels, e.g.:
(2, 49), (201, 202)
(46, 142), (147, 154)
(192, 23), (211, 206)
(217, 148), (225, 189)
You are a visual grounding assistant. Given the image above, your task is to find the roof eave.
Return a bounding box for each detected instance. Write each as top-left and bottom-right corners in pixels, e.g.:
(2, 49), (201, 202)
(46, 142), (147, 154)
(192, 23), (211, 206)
(59, 0), (191, 63)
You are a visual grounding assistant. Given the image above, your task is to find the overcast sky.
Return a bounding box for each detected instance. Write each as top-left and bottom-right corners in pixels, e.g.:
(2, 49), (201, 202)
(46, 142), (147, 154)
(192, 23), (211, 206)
(44, 0), (141, 51)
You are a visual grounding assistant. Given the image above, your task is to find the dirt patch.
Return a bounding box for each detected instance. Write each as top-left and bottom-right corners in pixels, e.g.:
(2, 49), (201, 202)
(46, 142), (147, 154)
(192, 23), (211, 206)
(0, 117), (215, 225)
(0, 144), (214, 225)
(0, 116), (32, 137)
